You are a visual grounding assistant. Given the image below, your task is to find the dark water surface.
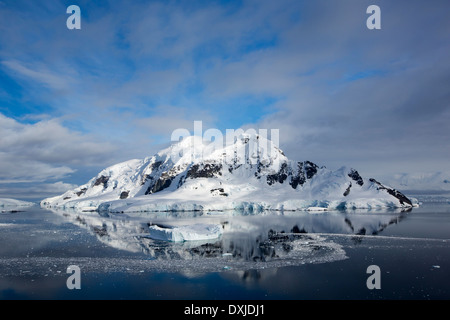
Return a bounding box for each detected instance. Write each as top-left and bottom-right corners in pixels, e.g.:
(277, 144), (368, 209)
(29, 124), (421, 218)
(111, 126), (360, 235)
(0, 199), (449, 300)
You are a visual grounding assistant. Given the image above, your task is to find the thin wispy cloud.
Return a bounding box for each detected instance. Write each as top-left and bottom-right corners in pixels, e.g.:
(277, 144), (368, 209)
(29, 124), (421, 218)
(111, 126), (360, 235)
(2, 60), (71, 91)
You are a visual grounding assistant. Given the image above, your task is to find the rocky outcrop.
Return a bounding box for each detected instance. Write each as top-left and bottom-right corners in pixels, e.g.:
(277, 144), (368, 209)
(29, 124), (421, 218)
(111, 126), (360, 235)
(343, 183), (352, 197)
(120, 191), (129, 199)
(186, 163), (223, 179)
(94, 176), (109, 189)
(348, 169), (364, 186)
(369, 178), (412, 206)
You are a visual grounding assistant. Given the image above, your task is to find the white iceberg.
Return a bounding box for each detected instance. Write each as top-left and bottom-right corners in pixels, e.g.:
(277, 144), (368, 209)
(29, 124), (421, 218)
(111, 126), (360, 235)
(307, 207), (328, 212)
(148, 223), (223, 242)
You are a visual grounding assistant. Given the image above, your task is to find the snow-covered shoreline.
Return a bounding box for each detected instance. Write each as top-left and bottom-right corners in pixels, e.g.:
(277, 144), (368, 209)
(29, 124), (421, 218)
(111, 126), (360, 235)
(41, 193), (418, 214)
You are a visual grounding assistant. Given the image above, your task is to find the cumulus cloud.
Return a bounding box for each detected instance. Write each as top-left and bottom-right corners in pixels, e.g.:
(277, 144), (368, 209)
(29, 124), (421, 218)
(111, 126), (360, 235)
(230, 1), (450, 176)
(0, 113), (117, 182)
(0, 181), (78, 201)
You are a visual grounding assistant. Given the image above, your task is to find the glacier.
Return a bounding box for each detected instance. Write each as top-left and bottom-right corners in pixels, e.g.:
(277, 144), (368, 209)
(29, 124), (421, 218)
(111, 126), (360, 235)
(41, 133), (418, 213)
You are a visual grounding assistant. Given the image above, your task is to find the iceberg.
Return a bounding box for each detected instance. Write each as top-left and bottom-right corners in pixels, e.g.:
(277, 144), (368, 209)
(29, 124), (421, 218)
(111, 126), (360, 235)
(307, 207), (328, 212)
(148, 223), (224, 242)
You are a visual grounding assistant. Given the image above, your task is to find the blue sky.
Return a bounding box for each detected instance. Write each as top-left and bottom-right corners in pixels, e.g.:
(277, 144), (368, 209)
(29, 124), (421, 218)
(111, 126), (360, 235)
(0, 0), (449, 200)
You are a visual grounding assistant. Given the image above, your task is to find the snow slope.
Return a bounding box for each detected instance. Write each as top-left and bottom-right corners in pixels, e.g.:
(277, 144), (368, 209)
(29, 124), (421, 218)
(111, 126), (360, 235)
(41, 133), (417, 212)
(383, 172), (450, 192)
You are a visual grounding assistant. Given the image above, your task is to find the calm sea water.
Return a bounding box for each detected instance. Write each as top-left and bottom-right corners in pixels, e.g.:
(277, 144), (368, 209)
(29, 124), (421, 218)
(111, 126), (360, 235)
(0, 198), (449, 300)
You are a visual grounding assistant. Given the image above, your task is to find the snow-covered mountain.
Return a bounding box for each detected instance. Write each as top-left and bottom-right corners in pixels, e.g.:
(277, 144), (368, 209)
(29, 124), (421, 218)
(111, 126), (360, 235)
(383, 172), (450, 193)
(41, 133), (417, 212)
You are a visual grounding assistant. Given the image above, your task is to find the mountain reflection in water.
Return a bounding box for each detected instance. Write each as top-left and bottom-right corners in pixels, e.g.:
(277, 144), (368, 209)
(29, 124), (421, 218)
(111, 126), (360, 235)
(47, 207), (411, 269)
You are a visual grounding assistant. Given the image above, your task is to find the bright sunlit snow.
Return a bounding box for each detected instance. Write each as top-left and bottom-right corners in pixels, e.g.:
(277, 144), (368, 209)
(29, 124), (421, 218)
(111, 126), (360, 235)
(41, 134), (417, 213)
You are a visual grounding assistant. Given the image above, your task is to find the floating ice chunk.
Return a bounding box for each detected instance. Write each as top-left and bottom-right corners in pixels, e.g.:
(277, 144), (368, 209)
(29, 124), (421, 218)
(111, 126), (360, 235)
(81, 206), (98, 212)
(0, 223), (15, 227)
(307, 207), (328, 212)
(148, 223), (223, 242)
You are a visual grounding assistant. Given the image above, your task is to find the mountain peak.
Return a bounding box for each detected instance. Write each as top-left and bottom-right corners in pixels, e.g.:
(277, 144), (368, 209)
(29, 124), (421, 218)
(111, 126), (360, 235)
(41, 135), (417, 212)
(156, 133), (287, 171)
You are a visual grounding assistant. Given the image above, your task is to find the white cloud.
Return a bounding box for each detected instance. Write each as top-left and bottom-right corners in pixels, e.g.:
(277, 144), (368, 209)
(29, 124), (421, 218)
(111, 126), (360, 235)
(0, 114), (117, 182)
(135, 105), (216, 135)
(1, 60), (71, 91)
(0, 181), (78, 201)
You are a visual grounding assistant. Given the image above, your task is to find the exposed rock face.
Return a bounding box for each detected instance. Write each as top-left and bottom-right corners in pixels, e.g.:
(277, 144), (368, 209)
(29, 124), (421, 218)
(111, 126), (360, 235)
(304, 161), (319, 179)
(369, 178), (412, 206)
(186, 163), (223, 179)
(210, 188), (228, 197)
(94, 176), (109, 189)
(120, 191), (129, 199)
(267, 163), (289, 185)
(343, 183), (352, 197)
(348, 169), (364, 186)
(265, 161), (319, 189)
(76, 188), (87, 197)
(290, 163), (307, 189)
(147, 172), (175, 195)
